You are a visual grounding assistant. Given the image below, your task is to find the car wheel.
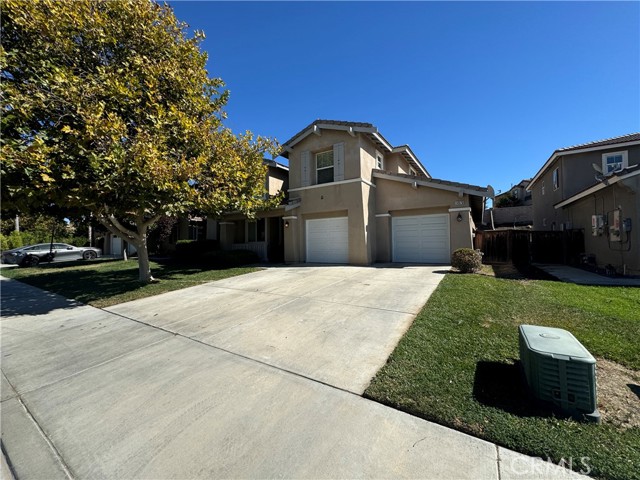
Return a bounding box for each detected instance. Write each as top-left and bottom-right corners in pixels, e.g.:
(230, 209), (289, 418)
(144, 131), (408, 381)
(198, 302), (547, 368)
(21, 255), (40, 267)
(83, 250), (97, 260)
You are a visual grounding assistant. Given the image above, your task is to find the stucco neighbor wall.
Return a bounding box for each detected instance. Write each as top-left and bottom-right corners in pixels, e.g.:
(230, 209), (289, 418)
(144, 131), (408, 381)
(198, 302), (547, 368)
(532, 144), (640, 230)
(558, 176), (639, 275)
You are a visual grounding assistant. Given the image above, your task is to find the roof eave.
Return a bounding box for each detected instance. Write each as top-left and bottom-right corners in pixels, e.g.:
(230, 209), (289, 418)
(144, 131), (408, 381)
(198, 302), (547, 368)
(373, 171), (492, 198)
(528, 140), (640, 190)
(554, 168), (640, 209)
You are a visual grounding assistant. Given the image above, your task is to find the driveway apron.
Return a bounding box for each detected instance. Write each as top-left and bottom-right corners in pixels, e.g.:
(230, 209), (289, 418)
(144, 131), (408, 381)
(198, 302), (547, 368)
(106, 265), (446, 394)
(1, 269), (584, 479)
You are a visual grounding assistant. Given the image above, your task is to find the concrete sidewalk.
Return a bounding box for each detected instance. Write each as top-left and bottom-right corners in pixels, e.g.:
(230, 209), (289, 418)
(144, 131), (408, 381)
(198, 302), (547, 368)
(535, 264), (640, 286)
(1, 275), (585, 479)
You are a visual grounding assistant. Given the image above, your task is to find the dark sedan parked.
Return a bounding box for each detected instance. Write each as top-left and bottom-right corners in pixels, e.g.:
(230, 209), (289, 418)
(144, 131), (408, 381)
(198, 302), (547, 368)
(1, 243), (101, 267)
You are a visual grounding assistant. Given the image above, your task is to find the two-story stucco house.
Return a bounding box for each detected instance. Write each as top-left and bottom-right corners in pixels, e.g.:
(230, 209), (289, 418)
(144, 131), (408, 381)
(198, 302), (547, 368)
(270, 120), (493, 265)
(527, 133), (640, 275)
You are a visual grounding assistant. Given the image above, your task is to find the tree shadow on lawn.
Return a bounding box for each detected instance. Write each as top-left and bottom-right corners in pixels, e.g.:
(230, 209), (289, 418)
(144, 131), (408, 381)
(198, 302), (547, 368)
(473, 360), (555, 418)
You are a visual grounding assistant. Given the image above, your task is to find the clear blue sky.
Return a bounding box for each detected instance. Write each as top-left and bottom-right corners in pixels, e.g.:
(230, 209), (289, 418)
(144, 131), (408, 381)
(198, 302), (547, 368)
(169, 1), (639, 196)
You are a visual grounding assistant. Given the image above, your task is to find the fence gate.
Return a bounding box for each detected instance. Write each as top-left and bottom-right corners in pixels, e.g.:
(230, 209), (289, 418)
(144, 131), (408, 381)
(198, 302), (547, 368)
(474, 230), (584, 265)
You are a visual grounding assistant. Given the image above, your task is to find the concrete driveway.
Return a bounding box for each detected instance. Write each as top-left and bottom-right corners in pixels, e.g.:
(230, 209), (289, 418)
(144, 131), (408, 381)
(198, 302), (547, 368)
(0, 268), (584, 479)
(106, 265), (447, 394)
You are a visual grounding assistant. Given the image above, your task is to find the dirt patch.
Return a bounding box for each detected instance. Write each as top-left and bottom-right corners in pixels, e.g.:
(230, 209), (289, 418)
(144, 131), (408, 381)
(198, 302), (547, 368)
(597, 358), (640, 429)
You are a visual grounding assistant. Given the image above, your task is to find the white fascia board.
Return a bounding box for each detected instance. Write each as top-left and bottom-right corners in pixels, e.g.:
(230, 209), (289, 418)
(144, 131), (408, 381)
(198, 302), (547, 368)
(373, 172), (490, 197)
(528, 140), (640, 190)
(554, 169), (640, 209)
(369, 131), (393, 152)
(392, 146), (430, 178)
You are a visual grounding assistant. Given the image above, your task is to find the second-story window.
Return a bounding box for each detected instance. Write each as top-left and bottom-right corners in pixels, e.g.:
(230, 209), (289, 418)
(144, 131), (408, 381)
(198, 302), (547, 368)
(316, 150), (334, 184)
(553, 167), (560, 190)
(602, 151), (628, 174)
(376, 153), (384, 170)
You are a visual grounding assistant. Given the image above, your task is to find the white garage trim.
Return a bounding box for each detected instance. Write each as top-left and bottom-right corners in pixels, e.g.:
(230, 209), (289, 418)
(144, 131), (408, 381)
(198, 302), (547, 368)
(392, 214), (450, 264)
(306, 217), (349, 264)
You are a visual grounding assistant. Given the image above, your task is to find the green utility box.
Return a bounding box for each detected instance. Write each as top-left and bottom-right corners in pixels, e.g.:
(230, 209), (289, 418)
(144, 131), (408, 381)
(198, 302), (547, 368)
(519, 325), (600, 423)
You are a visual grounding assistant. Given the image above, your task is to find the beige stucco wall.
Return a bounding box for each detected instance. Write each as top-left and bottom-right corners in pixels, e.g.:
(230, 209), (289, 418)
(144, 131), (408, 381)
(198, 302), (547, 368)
(383, 152), (411, 175)
(288, 130), (363, 189)
(374, 178), (475, 262)
(283, 128), (480, 265)
(285, 180), (373, 264)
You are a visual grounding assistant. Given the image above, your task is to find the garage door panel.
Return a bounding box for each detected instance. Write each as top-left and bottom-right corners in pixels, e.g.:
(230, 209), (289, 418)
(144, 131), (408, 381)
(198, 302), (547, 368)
(393, 214), (450, 264)
(306, 217), (349, 264)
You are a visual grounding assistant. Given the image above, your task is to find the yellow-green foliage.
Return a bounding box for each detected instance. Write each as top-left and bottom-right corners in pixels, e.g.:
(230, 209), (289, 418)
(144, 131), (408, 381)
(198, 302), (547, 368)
(1, 0), (279, 281)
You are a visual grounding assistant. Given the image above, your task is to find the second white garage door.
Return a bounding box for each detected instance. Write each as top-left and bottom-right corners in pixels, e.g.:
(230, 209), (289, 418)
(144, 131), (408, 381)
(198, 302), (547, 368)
(306, 217), (349, 263)
(392, 214), (450, 263)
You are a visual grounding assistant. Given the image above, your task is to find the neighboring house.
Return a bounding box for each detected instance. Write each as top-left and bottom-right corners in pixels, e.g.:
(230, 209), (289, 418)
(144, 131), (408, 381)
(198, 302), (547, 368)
(269, 120), (493, 265)
(528, 133), (640, 275)
(494, 179), (532, 207)
(489, 178), (533, 227)
(218, 159), (289, 262)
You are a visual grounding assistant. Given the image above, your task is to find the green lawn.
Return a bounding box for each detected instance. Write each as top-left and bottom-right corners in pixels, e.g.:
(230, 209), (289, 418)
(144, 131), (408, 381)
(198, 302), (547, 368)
(365, 272), (640, 480)
(1, 259), (259, 308)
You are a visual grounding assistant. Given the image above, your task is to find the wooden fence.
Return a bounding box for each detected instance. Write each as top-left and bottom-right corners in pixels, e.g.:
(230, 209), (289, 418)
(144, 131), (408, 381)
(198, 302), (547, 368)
(474, 230), (585, 266)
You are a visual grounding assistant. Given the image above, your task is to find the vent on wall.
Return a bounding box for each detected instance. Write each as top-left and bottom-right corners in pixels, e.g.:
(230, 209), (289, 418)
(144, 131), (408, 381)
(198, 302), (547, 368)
(519, 325), (600, 423)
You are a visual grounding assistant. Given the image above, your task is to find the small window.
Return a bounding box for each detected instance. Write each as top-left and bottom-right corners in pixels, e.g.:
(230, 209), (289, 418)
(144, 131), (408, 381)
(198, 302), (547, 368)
(602, 151), (628, 174)
(376, 152), (384, 170)
(316, 150), (334, 185)
(552, 168), (560, 190)
(541, 181), (545, 196)
(513, 189), (519, 199)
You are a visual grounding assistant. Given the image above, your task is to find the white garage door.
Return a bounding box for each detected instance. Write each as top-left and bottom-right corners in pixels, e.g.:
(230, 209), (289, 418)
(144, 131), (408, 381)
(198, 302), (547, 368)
(306, 217), (349, 263)
(392, 214), (450, 263)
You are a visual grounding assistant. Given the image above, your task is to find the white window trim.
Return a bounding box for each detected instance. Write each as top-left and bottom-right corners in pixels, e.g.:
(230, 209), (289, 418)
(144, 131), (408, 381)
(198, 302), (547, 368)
(541, 181), (545, 196)
(601, 150), (628, 175)
(376, 151), (384, 170)
(316, 150), (334, 184)
(552, 167), (560, 191)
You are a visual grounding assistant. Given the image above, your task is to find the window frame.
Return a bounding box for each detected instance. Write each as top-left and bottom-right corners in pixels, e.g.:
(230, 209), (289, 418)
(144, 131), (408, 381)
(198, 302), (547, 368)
(376, 151), (384, 170)
(315, 150), (334, 185)
(601, 150), (628, 175)
(541, 181), (545, 196)
(552, 167), (560, 191)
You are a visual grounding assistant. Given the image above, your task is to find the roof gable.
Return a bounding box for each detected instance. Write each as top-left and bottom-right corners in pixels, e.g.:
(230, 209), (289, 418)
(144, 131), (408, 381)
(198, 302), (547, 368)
(528, 133), (640, 189)
(279, 119), (430, 178)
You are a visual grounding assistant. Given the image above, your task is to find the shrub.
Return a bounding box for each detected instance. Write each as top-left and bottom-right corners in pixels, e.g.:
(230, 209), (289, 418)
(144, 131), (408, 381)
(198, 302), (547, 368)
(200, 249), (259, 268)
(451, 248), (483, 273)
(174, 239), (220, 258)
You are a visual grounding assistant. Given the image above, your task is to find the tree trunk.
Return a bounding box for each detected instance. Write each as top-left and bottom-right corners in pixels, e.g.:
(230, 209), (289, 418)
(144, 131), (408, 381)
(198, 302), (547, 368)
(97, 210), (160, 284)
(136, 234), (152, 283)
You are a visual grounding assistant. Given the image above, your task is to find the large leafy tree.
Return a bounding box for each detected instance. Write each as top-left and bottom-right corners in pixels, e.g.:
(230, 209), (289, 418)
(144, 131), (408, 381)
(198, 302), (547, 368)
(1, 0), (277, 282)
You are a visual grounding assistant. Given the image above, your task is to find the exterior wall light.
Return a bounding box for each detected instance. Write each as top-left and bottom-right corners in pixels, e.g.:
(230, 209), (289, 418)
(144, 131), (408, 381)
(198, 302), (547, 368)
(284, 221), (290, 228)
(457, 213), (463, 222)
